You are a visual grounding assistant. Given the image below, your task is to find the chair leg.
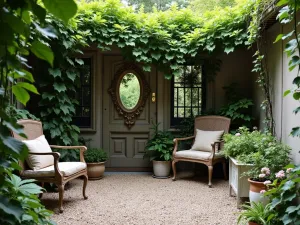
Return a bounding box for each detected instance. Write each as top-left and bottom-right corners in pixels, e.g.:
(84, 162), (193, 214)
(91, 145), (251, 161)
(208, 166), (213, 188)
(83, 175), (88, 200)
(57, 184), (65, 213)
(222, 160), (228, 180)
(172, 160), (177, 181)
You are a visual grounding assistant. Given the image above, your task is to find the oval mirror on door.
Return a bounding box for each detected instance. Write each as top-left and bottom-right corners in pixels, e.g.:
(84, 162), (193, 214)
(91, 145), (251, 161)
(119, 73), (141, 110)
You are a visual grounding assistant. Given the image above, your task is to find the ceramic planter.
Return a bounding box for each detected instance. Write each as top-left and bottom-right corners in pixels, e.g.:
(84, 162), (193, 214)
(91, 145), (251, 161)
(248, 178), (269, 205)
(152, 160), (171, 178)
(86, 162), (106, 180)
(248, 222), (261, 225)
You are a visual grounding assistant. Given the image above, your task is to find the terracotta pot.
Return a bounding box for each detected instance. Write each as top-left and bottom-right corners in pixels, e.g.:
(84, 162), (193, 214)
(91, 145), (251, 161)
(249, 221), (261, 225)
(153, 160), (171, 178)
(248, 178), (269, 205)
(87, 162), (106, 180)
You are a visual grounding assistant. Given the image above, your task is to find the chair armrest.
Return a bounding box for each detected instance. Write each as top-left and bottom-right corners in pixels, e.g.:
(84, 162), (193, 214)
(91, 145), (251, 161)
(49, 145), (87, 163)
(28, 152), (63, 179)
(210, 141), (225, 158)
(173, 136), (195, 155)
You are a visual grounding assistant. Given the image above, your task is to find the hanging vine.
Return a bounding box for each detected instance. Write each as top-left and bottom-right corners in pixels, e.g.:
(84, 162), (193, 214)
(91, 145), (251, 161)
(275, 0), (300, 137)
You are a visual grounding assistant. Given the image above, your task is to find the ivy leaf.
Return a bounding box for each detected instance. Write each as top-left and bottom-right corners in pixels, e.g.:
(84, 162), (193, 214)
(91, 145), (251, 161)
(292, 77), (300, 86)
(53, 83), (67, 93)
(60, 105), (69, 115)
(283, 89), (291, 97)
(75, 58), (84, 65)
(274, 34), (283, 43)
(165, 53), (174, 60)
(42, 0), (78, 24)
(30, 41), (54, 66)
(49, 68), (61, 78)
(289, 56), (300, 71)
(151, 52), (161, 60)
(291, 127), (300, 137)
(293, 92), (300, 100)
(143, 65), (151, 72)
(224, 46), (234, 54)
(66, 71), (76, 81)
(293, 106), (300, 115)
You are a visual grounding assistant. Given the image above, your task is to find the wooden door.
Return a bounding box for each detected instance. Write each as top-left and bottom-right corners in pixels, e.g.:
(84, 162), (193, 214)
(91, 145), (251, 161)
(103, 55), (157, 170)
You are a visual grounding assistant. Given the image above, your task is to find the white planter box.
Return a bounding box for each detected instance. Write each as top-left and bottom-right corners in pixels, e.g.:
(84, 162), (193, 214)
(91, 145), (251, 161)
(229, 157), (253, 208)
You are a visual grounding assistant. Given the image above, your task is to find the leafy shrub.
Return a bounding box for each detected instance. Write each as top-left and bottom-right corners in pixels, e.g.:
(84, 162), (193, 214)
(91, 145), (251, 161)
(84, 148), (108, 163)
(144, 123), (174, 161)
(264, 165), (300, 225)
(223, 127), (291, 180)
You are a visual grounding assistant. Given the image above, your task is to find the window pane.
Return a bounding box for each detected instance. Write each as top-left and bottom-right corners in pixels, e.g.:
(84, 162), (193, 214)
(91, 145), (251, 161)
(171, 65), (204, 126)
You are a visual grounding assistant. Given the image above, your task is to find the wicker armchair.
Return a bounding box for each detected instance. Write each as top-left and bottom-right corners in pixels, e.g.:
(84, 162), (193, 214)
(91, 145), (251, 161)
(172, 116), (231, 187)
(12, 119), (88, 213)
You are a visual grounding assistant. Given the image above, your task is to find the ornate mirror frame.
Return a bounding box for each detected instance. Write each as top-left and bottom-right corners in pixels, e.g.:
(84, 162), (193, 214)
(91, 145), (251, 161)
(108, 63), (151, 129)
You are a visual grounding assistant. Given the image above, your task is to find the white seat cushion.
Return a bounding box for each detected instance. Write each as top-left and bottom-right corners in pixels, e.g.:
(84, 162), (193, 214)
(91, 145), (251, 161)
(175, 150), (223, 161)
(22, 162), (87, 178)
(22, 135), (54, 170)
(191, 129), (224, 152)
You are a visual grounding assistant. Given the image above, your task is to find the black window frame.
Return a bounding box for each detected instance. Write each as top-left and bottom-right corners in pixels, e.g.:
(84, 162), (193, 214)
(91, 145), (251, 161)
(170, 64), (206, 127)
(73, 55), (94, 130)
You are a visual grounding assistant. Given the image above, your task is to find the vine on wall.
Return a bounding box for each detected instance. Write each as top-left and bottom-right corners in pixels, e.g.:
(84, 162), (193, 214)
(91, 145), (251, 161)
(275, 0), (300, 137)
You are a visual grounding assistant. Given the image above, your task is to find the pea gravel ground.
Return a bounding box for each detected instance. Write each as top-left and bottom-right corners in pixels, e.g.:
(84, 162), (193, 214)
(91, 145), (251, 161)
(43, 173), (239, 225)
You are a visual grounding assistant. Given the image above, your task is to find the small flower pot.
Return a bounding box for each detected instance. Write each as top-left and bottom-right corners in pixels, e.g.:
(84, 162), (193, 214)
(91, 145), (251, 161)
(248, 178), (269, 205)
(87, 162), (106, 180)
(152, 160), (171, 178)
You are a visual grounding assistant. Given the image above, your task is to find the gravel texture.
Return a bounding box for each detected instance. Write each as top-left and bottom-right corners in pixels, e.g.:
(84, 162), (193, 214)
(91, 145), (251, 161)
(44, 173), (239, 225)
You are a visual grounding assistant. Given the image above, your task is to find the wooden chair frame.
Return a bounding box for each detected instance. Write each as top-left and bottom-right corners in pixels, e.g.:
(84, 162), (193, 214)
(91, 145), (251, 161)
(12, 119), (88, 213)
(172, 116), (231, 187)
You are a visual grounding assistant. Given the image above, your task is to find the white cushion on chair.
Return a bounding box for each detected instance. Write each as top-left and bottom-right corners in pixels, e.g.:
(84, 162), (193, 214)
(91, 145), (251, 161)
(175, 150), (223, 160)
(22, 162), (87, 178)
(191, 129), (224, 152)
(22, 135), (54, 170)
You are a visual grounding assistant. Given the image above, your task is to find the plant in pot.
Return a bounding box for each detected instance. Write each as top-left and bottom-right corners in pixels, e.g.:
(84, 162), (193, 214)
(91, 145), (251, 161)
(238, 202), (274, 225)
(223, 127), (291, 204)
(144, 123), (174, 178)
(84, 148), (108, 180)
(263, 164), (300, 225)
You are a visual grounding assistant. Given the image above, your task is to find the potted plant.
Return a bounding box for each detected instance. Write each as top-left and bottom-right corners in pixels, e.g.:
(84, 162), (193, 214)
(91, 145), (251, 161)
(144, 123), (174, 178)
(84, 148), (108, 180)
(223, 127), (291, 204)
(238, 202), (274, 225)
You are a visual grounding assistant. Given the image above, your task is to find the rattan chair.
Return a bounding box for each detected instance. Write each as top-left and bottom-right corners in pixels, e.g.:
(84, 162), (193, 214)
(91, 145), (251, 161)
(172, 116), (231, 187)
(12, 119), (88, 213)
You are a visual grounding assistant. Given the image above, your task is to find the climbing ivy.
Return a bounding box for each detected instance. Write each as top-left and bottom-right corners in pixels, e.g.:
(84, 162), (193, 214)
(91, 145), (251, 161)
(275, 0), (300, 137)
(34, 0), (262, 157)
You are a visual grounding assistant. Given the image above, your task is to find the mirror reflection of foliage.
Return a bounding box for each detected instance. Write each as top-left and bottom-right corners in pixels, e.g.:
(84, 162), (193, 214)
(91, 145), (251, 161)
(0, 0), (77, 224)
(119, 73), (140, 109)
(178, 65), (202, 87)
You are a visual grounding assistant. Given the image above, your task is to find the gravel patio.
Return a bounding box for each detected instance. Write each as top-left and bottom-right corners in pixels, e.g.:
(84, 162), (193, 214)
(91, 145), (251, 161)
(42, 172), (239, 225)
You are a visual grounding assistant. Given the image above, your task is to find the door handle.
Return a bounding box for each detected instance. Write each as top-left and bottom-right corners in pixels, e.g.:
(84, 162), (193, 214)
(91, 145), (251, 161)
(151, 93), (156, 103)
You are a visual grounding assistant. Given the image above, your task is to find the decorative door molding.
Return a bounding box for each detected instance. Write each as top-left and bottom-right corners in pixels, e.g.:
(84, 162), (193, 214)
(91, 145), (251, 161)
(108, 63), (151, 129)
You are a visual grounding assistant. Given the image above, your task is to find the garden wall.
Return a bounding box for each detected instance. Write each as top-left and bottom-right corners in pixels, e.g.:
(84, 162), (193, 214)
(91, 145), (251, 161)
(254, 22), (300, 164)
